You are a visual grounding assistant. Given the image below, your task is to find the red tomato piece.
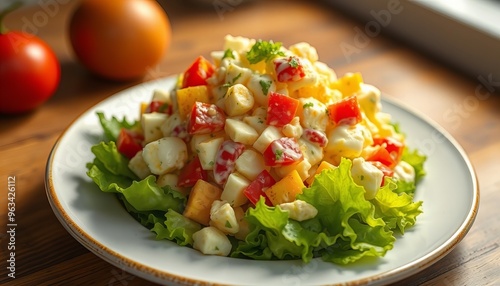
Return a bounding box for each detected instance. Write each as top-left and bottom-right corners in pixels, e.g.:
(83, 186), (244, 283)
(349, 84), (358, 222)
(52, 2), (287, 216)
(188, 102), (226, 135)
(373, 136), (404, 163)
(366, 147), (397, 169)
(273, 56), (306, 82)
(145, 100), (173, 115)
(182, 56), (215, 88)
(213, 140), (245, 185)
(116, 128), (144, 159)
(263, 137), (303, 166)
(0, 31), (60, 114)
(368, 161), (394, 186)
(266, 92), (299, 127)
(327, 95), (362, 125)
(303, 128), (328, 147)
(244, 170), (275, 206)
(177, 157), (207, 187)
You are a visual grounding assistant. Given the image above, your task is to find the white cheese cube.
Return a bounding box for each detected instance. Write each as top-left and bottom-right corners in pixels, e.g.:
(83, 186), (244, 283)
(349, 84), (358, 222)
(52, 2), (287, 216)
(210, 200), (239, 234)
(128, 151), (152, 179)
(151, 89), (172, 103)
(224, 84), (255, 116)
(197, 137), (224, 170)
(225, 62), (252, 86)
(142, 112), (167, 144)
(142, 137), (188, 175)
(325, 124), (371, 164)
(282, 117), (303, 139)
(192, 226), (232, 256)
(221, 172), (249, 207)
(394, 161), (416, 183)
(279, 200), (318, 221)
(351, 157), (384, 200)
(224, 118), (259, 145)
(160, 113), (182, 137)
(298, 138), (324, 167)
(298, 97), (329, 132)
(252, 126), (283, 153)
(289, 42), (318, 63)
(273, 159), (311, 181)
(190, 133), (214, 154)
(235, 149), (269, 181)
(247, 74), (276, 107)
(223, 35), (255, 53)
(243, 115), (267, 134)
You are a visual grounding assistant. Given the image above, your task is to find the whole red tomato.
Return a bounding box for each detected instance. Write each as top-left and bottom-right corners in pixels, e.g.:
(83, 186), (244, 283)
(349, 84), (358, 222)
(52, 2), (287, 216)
(69, 0), (171, 81)
(0, 11), (60, 114)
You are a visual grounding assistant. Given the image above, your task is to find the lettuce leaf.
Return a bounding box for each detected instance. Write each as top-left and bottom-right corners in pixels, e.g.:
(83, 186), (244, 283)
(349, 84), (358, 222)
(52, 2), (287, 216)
(372, 178), (423, 233)
(96, 111), (139, 141)
(298, 158), (395, 264)
(402, 147), (427, 183)
(86, 141), (186, 212)
(152, 209), (201, 246)
(90, 141), (137, 179)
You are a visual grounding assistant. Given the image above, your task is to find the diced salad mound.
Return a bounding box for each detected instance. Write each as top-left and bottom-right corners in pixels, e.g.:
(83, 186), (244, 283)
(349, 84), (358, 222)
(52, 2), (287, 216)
(86, 35), (427, 265)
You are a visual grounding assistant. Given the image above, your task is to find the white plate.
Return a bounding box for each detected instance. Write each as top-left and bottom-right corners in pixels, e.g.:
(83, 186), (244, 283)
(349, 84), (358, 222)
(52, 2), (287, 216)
(45, 76), (479, 286)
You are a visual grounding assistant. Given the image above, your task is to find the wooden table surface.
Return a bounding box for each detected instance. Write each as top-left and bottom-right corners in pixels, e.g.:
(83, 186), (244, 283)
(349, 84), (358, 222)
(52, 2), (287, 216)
(1, 1), (499, 285)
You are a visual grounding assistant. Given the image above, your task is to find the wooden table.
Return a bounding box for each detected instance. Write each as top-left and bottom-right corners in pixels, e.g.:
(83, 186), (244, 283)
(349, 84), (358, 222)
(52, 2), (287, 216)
(1, 1), (498, 285)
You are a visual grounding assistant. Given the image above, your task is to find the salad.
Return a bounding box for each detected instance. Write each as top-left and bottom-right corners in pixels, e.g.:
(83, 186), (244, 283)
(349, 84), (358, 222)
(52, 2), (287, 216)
(86, 35), (426, 265)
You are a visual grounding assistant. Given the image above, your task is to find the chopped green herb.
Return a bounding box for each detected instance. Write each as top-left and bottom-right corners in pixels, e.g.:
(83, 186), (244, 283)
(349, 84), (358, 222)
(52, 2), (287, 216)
(222, 73), (242, 88)
(232, 72), (242, 83)
(289, 56), (299, 68)
(303, 102), (314, 109)
(222, 48), (235, 59)
(225, 221), (232, 228)
(275, 149), (283, 161)
(246, 40), (285, 64)
(259, 79), (272, 95)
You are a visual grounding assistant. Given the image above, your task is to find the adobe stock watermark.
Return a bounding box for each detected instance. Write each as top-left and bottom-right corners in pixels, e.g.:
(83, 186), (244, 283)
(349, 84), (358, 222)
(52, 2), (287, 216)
(107, 267), (135, 286)
(340, 0), (404, 63)
(6, 0), (72, 52)
(415, 73), (499, 157)
(212, 0), (247, 21)
(443, 73), (500, 131)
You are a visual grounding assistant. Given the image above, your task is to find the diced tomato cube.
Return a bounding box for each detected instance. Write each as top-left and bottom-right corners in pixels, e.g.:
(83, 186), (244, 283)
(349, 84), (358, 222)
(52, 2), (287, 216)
(273, 56), (306, 82)
(145, 100), (173, 115)
(327, 95), (362, 125)
(303, 128), (328, 147)
(366, 147), (397, 169)
(266, 92), (299, 127)
(188, 102), (226, 135)
(244, 170), (275, 206)
(373, 136), (404, 163)
(213, 140), (245, 185)
(182, 56), (215, 88)
(177, 157), (208, 187)
(116, 128), (144, 159)
(263, 137), (303, 166)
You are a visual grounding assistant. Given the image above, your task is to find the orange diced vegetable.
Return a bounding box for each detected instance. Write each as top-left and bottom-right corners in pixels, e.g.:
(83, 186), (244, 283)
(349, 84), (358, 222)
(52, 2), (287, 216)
(176, 85), (211, 120)
(183, 179), (222, 225)
(265, 170), (305, 205)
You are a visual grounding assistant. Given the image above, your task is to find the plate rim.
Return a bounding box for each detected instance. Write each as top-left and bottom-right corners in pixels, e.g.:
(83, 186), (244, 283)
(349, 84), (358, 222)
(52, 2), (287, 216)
(44, 76), (480, 286)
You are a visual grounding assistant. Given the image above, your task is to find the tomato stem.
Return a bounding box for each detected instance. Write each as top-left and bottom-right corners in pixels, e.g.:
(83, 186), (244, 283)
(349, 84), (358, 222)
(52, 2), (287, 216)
(0, 1), (23, 34)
